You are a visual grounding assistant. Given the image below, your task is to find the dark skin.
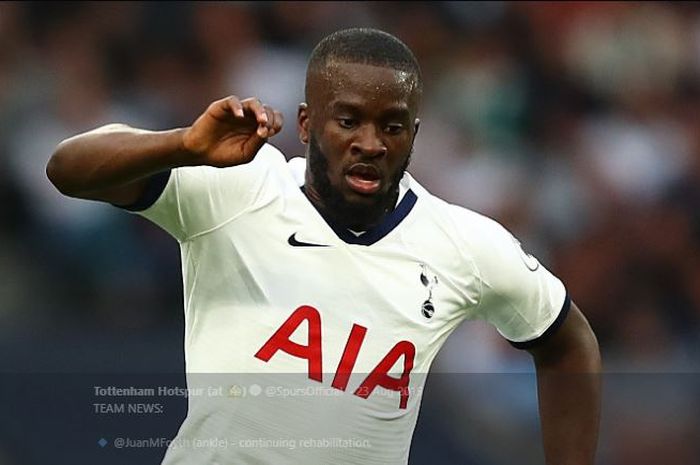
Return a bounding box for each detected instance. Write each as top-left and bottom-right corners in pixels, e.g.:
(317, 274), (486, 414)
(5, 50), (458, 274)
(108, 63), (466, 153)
(47, 59), (601, 465)
(299, 61), (420, 230)
(46, 96), (283, 205)
(529, 302), (601, 465)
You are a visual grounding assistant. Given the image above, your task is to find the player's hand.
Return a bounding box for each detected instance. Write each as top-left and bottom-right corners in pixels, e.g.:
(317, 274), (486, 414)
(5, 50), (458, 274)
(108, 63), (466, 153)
(182, 96), (283, 168)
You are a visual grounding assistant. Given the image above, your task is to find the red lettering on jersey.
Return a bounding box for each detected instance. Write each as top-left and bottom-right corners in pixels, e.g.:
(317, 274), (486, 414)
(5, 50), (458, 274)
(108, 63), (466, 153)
(354, 341), (415, 409)
(331, 324), (367, 391)
(254, 305), (323, 382)
(255, 307), (417, 408)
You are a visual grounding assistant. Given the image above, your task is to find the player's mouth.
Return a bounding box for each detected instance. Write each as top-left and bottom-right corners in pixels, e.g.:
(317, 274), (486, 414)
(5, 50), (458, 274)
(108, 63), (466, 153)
(345, 163), (382, 195)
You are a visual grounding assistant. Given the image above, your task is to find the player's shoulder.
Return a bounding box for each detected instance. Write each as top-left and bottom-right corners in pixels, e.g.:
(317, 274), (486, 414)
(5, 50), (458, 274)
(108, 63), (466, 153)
(446, 203), (510, 244)
(257, 142), (288, 164)
(203, 144), (293, 191)
(225, 142), (288, 173)
(173, 142), (287, 178)
(407, 173), (507, 243)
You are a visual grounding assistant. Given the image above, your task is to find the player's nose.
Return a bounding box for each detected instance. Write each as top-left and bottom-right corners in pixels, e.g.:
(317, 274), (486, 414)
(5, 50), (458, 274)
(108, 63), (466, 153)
(351, 124), (387, 158)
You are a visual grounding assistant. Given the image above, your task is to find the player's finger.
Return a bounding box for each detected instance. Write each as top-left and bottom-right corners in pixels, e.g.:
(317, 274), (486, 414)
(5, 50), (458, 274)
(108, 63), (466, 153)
(262, 105), (275, 130)
(271, 110), (284, 135)
(241, 98), (268, 127)
(254, 105), (276, 139)
(226, 96), (244, 118)
(244, 128), (268, 155)
(263, 105), (282, 136)
(207, 95), (243, 120)
(265, 109), (283, 138)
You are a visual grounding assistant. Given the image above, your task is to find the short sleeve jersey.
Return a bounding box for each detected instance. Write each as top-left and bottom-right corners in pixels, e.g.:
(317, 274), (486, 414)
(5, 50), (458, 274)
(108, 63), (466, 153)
(125, 144), (568, 465)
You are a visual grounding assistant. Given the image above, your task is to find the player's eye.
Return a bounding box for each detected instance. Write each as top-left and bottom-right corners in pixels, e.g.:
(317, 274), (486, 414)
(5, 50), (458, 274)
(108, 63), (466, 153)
(337, 118), (356, 129)
(384, 124), (404, 135)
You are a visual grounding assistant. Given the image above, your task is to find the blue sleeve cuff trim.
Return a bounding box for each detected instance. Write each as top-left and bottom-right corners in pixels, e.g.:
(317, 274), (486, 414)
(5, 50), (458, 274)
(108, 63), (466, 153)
(508, 294), (572, 350)
(115, 170), (171, 212)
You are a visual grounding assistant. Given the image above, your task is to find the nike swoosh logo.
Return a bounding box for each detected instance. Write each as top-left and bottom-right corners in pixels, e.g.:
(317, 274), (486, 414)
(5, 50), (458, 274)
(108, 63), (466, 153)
(287, 233), (330, 248)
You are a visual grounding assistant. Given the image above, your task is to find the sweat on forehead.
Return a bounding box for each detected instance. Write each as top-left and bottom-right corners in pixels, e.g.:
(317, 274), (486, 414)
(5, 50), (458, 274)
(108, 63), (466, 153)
(305, 61), (420, 106)
(304, 28), (423, 101)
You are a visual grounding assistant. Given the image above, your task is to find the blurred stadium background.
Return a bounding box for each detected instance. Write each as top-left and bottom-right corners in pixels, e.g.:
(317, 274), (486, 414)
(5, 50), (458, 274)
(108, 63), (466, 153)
(1, 1), (700, 464)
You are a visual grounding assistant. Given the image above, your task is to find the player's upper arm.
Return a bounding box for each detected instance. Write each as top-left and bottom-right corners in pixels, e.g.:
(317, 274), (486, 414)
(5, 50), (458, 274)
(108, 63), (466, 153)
(117, 144), (284, 242)
(48, 124), (153, 206)
(526, 300), (599, 367)
(463, 214), (569, 348)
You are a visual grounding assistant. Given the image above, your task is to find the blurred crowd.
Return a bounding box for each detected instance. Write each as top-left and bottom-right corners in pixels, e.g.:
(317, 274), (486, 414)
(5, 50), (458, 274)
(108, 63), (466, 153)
(2, 2), (700, 465)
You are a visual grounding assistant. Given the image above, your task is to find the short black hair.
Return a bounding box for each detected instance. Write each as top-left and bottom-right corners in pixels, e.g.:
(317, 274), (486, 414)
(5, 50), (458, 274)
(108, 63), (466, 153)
(305, 28), (423, 100)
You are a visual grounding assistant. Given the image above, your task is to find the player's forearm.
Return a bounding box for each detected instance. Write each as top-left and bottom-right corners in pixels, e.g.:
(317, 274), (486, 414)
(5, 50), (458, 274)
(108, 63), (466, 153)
(47, 124), (192, 198)
(533, 328), (601, 465)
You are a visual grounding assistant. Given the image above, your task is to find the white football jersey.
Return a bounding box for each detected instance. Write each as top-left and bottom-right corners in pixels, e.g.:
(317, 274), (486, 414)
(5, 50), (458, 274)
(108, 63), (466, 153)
(127, 144), (568, 465)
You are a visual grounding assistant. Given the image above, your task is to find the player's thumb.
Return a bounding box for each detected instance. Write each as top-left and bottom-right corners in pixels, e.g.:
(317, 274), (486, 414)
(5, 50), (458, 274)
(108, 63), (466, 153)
(242, 127), (269, 158)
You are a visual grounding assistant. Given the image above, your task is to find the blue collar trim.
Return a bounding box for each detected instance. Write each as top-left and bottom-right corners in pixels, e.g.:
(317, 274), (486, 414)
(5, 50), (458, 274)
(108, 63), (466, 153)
(305, 188), (418, 246)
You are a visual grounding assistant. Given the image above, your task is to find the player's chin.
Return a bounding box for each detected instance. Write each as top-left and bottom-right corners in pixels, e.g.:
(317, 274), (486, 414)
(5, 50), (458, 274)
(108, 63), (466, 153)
(341, 191), (391, 219)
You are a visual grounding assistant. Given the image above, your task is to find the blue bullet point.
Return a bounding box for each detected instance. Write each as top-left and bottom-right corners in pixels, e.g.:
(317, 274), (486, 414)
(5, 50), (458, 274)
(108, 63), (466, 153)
(98, 438), (108, 448)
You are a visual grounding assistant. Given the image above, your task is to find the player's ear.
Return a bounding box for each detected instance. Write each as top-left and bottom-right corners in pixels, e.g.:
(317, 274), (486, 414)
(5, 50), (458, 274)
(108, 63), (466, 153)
(412, 118), (420, 144)
(298, 103), (309, 144)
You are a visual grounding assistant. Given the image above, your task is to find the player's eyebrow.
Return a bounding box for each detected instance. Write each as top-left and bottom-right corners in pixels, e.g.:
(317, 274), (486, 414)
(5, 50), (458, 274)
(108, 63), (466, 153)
(330, 101), (362, 114)
(381, 107), (411, 121)
(330, 101), (410, 119)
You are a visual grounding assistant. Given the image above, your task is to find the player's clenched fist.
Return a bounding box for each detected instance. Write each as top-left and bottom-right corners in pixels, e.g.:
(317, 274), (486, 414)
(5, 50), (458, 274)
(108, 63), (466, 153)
(182, 96), (284, 168)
